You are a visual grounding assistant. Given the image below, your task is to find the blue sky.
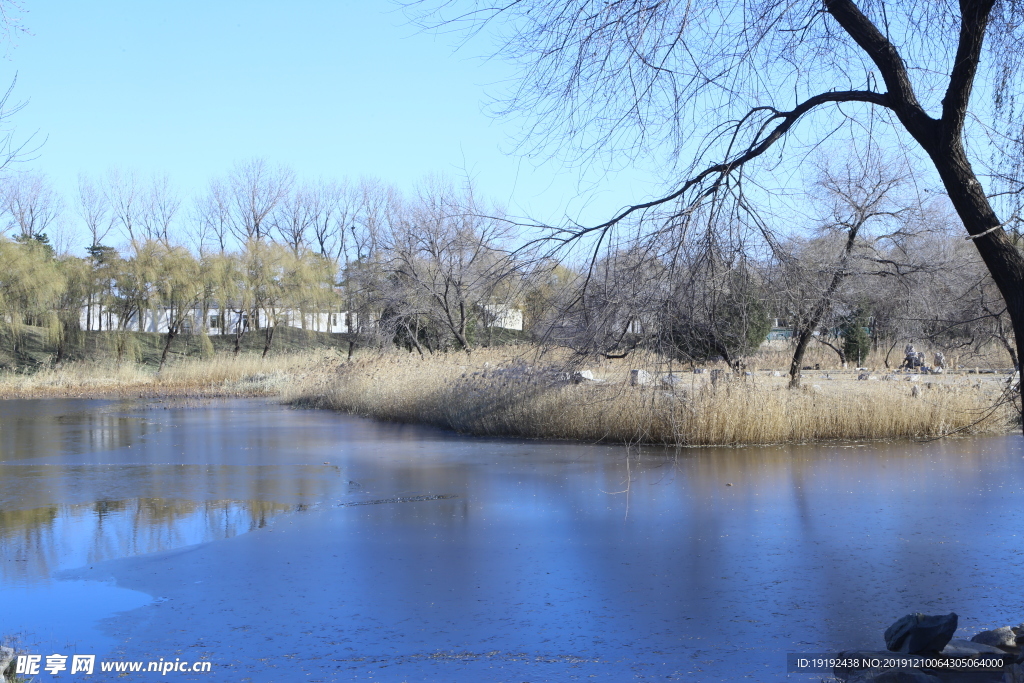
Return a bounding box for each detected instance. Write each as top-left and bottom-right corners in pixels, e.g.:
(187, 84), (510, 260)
(0, 0), (665, 246)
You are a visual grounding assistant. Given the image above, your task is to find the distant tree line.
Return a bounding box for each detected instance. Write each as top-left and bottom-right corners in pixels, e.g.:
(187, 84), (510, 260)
(0, 158), (1017, 378)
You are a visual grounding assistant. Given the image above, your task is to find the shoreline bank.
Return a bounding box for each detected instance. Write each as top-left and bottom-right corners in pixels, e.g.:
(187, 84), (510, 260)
(0, 352), (327, 400)
(289, 350), (1018, 446)
(1, 349), (1017, 446)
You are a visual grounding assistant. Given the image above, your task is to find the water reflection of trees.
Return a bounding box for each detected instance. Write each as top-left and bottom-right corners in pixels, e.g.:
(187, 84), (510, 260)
(0, 404), (148, 461)
(0, 400), (358, 585)
(0, 498), (297, 585)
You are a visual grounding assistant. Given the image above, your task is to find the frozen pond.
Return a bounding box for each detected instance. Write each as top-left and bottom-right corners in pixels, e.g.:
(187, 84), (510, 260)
(1, 398), (1022, 681)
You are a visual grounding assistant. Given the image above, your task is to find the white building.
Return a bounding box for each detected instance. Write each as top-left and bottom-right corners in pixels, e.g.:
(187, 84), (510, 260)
(80, 304), (357, 335)
(481, 304), (523, 331)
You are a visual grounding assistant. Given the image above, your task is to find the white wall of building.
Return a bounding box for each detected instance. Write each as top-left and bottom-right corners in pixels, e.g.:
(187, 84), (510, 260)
(482, 304), (523, 331)
(80, 305), (357, 335)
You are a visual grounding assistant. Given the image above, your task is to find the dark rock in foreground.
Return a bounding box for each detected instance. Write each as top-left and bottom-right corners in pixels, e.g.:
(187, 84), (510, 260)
(885, 613), (959, 654)
(830, 614), (1024, 683)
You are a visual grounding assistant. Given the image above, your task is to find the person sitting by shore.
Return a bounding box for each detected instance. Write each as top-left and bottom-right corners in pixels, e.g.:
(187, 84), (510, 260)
(902, 344), (922, 370)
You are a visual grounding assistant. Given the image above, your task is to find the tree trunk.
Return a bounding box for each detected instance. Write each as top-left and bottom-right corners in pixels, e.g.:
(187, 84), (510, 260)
(403, 322), (425, 357)
(1001, 338), (1019, 371)
(159, 328), (176, 371)
(789, 271), (852, 387)
(262, 324), (275, 358)
(788, 328), (814, 389)
(787, 214), (863, 387)
(926, 149), (1024, 421)
(883, 339), (900, 369)
(233, 310), (246, 356)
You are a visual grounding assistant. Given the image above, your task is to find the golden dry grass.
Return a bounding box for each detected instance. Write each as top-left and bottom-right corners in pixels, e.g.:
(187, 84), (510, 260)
(1, 344), (1015, 445)
(292, 346), (1017, 445)
(0, 351), (337, 399)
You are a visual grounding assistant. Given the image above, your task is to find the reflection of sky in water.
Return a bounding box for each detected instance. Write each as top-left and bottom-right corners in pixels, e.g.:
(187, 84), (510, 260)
(3, 580), (151, 657)
(2, 398), (1024, 680)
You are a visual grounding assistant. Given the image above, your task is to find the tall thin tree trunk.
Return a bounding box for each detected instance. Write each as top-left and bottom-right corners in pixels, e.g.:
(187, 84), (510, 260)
(403, 322), (425, 357)
(789, 267), (854, 387)
(232, 310), (246, 355)
(788, 329), (814, 389)
(262, 325), (275, 358)
(159, 328), (176, 371)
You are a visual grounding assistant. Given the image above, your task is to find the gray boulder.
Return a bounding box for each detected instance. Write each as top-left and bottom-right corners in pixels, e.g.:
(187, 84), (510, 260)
(942, 638), (1007, 656)
(884, 613), (959, 654)
(970, 626), (1018, 651)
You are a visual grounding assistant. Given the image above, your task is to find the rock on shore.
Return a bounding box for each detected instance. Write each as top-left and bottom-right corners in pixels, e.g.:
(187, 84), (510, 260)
(833, 613), (1024, 683)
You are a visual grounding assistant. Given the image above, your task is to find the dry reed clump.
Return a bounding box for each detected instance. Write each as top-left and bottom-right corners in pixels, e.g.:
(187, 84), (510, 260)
(299, 349), (1016, 445)
(0, 351), (339, 399)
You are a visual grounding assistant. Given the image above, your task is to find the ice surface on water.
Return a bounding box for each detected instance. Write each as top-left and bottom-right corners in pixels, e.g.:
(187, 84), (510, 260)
(1, 397), (1022, 682)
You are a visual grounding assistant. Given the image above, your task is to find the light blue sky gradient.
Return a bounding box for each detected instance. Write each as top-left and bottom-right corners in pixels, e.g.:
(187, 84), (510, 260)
(1, 1), (666, 247)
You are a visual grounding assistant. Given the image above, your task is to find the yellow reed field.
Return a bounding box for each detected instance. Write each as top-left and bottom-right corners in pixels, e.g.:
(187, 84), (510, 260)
(0, 343), (1015, 445)
(0, 351), (337, 399)
(293, 347), (1017, 445)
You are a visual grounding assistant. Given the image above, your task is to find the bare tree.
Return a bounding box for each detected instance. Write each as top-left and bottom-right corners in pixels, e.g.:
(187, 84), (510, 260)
(193, 179), (232, 254)
(782, 152), (915, 386)
(541, 244), (665, 358)
(413, 0), (1024, 399)
(354, 178), (390, 262)
(137, 173), (181, 246)
(339, 178), (396, 348)
(310, 178), (359, 264)
(383, 179), (513, 353)
(0, 78), (38, 175)
(880, 225), (1023, 368)
(0, 169), (62, 239)
(273, 184), (315, 255)
(104, 167), (143, 245)
(226, 158), (294, 243)
(77, 173), (112, 247)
